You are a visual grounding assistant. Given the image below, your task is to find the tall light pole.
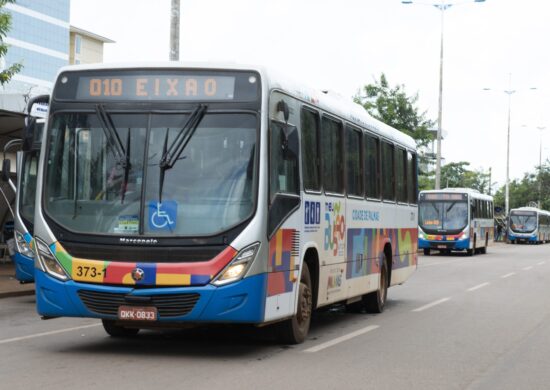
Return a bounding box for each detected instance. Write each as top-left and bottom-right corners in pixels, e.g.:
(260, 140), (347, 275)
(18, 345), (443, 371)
(485, 76), (537, 216)
(169, 0), (180, 61)
(402, 0), (485, 189)
(537, 126), (546, 208)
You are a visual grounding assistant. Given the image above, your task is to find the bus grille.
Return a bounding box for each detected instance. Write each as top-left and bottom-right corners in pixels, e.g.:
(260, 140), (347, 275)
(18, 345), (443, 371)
(77, 290), (200, 318)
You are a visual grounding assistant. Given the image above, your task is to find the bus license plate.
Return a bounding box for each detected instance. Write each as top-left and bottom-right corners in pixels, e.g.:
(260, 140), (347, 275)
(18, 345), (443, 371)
(118, 306), (157, 321)
(437, 245), (447, 249)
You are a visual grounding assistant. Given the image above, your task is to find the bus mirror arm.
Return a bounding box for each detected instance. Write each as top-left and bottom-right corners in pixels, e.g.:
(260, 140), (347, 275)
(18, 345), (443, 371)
(282, 125), (299, 160)
(2, 159), (11, 183)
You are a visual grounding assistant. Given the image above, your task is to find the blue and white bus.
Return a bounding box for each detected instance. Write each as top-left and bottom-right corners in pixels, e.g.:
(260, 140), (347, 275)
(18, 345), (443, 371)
(418, 188), (494, 256)
(2, 96), (48, 282)
(33, 63), (418, 343)
(507, 207), (550, 244)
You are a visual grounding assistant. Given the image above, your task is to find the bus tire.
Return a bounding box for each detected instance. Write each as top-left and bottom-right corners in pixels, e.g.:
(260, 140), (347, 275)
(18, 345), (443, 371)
(275, 262), (312, 344)
(364, 257), (388, 313)
(102, 319), (140, 337)
(423, 248), (430, 256)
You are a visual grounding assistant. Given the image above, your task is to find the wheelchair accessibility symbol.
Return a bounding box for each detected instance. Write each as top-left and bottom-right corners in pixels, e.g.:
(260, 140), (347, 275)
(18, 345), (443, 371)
(148, 201), (177, 231)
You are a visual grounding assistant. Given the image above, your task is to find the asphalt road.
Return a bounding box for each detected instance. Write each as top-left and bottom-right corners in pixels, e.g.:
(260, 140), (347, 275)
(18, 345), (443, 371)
(1, 242), (549, 390)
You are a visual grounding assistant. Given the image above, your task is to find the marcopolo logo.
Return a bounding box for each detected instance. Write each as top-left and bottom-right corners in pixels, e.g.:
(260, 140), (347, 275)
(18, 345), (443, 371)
(304, 201), (321, 225)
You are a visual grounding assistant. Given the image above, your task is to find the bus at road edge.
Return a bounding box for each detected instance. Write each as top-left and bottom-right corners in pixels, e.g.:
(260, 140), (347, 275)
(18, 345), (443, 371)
(33, 63), (418, 343)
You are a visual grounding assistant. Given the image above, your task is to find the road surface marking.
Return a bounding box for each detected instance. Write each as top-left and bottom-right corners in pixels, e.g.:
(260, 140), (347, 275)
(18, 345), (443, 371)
(501, 272), (516, 279)
(304, 325), (379, 353)
(0, 323), (101, 345)
(467, 282), (490, 292)
(412, 297), (451, 312)
(537, 261), (545, 266)
(522, 266), (533, 271)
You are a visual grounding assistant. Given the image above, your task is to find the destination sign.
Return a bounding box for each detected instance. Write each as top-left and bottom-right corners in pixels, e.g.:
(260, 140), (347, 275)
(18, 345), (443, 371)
(422, 193), (466, 201)
(77, 75), (235, 100)
(53, 70), (260, 102)
(510, 211), (536, 216)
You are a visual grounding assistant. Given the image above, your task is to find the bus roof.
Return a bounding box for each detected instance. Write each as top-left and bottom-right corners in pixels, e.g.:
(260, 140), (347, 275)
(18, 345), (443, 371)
(419, 188), (493, 201)
(510, 206), (550, 215)
(53, 61), (417, 151)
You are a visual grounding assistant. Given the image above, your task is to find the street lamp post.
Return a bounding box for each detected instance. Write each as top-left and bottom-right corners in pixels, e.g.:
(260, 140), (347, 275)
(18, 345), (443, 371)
(402, 0), (485, 189)
(485, 76), (537, 217)
(537, 126), (546, 208)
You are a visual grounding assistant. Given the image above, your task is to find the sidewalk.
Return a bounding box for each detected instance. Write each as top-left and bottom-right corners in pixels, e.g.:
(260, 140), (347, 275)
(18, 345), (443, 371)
(0, 261), (35, 299)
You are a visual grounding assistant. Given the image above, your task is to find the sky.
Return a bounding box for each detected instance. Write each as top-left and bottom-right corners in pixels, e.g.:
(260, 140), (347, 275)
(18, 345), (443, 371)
(70, 0), (550, 190)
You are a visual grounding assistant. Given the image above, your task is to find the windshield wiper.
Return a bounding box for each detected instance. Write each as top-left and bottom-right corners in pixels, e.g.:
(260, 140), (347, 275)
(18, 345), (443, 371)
(158, 104), (207, 202)
(120, 128), (131, 204)
(95, 104), (127, 169)
(95, 105), (131, 203)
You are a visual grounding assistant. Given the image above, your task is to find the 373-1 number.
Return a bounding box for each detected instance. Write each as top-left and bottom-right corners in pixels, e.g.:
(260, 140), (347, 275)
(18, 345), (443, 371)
(76, 266), (106, 278)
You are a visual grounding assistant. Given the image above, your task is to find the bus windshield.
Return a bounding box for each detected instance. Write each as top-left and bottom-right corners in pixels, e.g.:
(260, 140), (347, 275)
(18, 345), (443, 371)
(510, 212), (537, 233)
(44, 111), (257, 236)
(419, 200), (468, 233)
(19, 152), (39, 227)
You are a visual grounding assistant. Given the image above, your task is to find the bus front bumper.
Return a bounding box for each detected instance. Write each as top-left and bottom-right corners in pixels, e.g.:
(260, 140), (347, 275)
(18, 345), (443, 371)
(14, 252), (35, 283)
(36, 270), (267, 324)
(508, 233), (537, 243)
(418, 237), (470, 251)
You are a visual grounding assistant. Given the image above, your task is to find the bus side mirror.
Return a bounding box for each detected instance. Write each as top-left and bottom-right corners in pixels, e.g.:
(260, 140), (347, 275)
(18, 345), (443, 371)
(2, 159), (11, 182)
(282, 126), (299, 160)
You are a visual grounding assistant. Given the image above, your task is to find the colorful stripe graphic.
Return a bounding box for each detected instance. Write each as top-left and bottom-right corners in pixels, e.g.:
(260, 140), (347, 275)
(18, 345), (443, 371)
(267, 229), (297, 297)
(51, 242), (236, 287)
(346, 228), (418, 280)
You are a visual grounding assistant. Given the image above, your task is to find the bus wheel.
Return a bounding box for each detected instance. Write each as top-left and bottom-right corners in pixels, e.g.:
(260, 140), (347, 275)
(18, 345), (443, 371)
(276, 262), (312, 344)
(423, 248), (430, 256)
(466, 247), (474, 256)
(364, 258), (388, 313)
(102, 319), (140, 337)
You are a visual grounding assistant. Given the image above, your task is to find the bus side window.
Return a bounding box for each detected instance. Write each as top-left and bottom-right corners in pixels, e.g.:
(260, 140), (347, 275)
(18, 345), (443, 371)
(395, 147), (407, 203)
(407, 151), (417, 204)
(345, 125), (363, 197)
(269, 121), (299, 201)
(381, 141), (395, 201)
(301, 108), (320, 192)
(365, 134), (380, 199)
(321, 116), (344, 194)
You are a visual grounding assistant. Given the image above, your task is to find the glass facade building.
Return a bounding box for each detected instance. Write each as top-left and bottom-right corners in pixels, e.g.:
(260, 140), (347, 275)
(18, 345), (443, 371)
(2, 0), (70, 94)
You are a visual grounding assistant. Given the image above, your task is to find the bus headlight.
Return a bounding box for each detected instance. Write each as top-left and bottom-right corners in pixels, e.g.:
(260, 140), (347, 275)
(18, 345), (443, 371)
(35, 238), (69, 281)
(15, 230), (34, 258)
(212, 242), (260, 286)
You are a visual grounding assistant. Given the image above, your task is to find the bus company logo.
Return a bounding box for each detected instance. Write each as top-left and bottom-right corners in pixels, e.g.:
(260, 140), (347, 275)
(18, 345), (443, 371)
(119, 237), (159, 245)
(304, 201), (321, 225)
(131, 268), (145, 282)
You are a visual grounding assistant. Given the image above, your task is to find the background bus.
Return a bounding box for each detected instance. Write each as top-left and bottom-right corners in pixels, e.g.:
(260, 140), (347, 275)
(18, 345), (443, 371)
(2, 95), (48, 282)
(507, 207), (550, 244)
(418, 188), (494, 256)
(33, 63), (418, 343)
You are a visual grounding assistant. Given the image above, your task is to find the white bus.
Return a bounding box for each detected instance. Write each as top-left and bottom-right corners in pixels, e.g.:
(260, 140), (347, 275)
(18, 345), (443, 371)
(418, 188), (494, 256)
(508, 207), (550, 244)
(33, 63), (418, 343)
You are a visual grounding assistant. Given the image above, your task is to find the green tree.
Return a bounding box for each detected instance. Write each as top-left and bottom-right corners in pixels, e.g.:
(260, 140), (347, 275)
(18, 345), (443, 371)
(354, 73), (434, 148)
(439, 161), (491, 194)
(493, 160), (550, 211)
(0, 0), (22, 85)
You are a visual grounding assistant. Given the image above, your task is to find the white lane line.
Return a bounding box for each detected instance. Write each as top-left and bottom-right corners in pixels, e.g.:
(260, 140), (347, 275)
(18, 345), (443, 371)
(412, 297), (451, 312)
(0, 323), (101, 345)
(537, 261), (545, 266)
(501, 272), (516, 279)
(304, 325), (379, 353)
(467, 282), (490, 292)
(523, 266), (533, 271)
